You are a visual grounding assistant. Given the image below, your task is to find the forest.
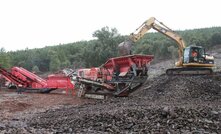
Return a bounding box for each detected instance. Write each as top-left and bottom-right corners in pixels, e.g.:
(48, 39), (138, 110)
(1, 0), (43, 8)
(0, 26), (221, 73)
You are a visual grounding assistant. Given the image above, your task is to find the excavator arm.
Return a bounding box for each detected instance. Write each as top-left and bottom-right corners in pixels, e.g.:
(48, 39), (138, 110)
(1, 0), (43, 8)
(119, 17), (186, 67)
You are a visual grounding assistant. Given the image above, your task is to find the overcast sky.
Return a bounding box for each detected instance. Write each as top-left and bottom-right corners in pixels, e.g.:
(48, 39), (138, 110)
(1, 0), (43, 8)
(0, 0), (220, 51)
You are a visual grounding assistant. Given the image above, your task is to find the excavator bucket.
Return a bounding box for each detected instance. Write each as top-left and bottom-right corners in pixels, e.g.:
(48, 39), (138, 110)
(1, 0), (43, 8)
(118, 39), (133, 56)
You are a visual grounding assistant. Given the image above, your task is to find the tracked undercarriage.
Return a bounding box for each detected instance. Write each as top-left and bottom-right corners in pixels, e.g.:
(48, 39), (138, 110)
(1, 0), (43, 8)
(166, 67), (213, 75)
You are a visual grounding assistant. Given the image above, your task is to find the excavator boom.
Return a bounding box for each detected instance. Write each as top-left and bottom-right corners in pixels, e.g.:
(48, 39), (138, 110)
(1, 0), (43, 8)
(129, 17), (186, 67)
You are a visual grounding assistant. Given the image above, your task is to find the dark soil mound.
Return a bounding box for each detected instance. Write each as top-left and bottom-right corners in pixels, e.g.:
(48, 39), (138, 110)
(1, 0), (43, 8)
(134, 74), (221, 101)
(20, 75), (220, 133)
(2, 75), (221, 133)
(26, 106), (220, 133)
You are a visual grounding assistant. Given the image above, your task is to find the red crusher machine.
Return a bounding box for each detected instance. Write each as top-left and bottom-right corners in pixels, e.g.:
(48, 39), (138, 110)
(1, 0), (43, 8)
(0, 66), (74, 93)
(75, 54), (153, 99)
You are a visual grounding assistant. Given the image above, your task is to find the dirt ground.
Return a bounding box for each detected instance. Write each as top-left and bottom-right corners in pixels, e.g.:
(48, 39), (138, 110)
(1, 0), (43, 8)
(0, 47), (220, 133)
(0, 89), (91, 132)
(0, 74), (220, 133)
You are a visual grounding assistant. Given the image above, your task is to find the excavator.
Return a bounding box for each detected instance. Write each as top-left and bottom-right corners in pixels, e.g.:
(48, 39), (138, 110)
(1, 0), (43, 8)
(118, 17), (215, 75)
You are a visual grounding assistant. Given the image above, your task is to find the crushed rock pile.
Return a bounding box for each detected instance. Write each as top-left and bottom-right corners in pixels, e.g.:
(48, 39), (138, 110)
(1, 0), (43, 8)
(134, 74), (221, 101)
(23, 106), (220, 133)
(2, 74), (221, 133)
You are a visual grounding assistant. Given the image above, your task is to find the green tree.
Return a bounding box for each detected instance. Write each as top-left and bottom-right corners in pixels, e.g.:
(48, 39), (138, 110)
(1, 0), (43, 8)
(0, 48), (11, 68)
(210, 33), (221, 46)
(89, 26), (124, 66)
(60, 59), (71, 68)
(49, 50), (61, 71)
(32, 65), (40, 73)
(49, 56), (61, 72)
(5, 26), (221, 71)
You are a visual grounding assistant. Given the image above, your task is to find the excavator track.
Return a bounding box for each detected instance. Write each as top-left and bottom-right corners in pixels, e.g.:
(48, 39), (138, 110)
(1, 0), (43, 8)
(166, 67), (213, 75)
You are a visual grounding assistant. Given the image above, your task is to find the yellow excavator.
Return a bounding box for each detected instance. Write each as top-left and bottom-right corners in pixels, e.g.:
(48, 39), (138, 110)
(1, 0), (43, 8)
(118, 17), (215, 75)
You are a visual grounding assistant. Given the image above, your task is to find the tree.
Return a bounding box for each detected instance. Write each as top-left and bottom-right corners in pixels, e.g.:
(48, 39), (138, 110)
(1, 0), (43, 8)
(60, 60), (71, 68)
(4, 27), (221, 72)
(0, 47), (11, 68)
(49, 56), (61, 72)
(32, 65), (40, 73)
(90, 26), (124, 66)
(49, 50), (61, 72)
(210, 33), (221, 46)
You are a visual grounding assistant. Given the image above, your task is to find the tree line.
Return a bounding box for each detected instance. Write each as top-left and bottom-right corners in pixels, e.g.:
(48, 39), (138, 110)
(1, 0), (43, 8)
(0, 26), (221, 73)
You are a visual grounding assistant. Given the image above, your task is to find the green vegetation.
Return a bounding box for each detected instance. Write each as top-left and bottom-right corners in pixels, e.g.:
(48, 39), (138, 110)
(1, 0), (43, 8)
(0, 48), (11, 68)
(1, 27), (221, 72)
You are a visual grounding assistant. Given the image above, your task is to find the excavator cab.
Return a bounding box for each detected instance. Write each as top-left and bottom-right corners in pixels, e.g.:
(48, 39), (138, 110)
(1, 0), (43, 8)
(166, 46), (214, 75)
(183, 46), (214, 66)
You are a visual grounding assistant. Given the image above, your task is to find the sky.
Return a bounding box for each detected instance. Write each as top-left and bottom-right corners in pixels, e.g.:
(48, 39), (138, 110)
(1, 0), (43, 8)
(0, 0), (220, 51)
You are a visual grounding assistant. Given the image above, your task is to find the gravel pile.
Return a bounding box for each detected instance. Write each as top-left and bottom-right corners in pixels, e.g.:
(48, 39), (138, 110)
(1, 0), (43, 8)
(25, 105), (220, 133)
(134, 74), (221, 101)
(2, 74), (221, 133)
